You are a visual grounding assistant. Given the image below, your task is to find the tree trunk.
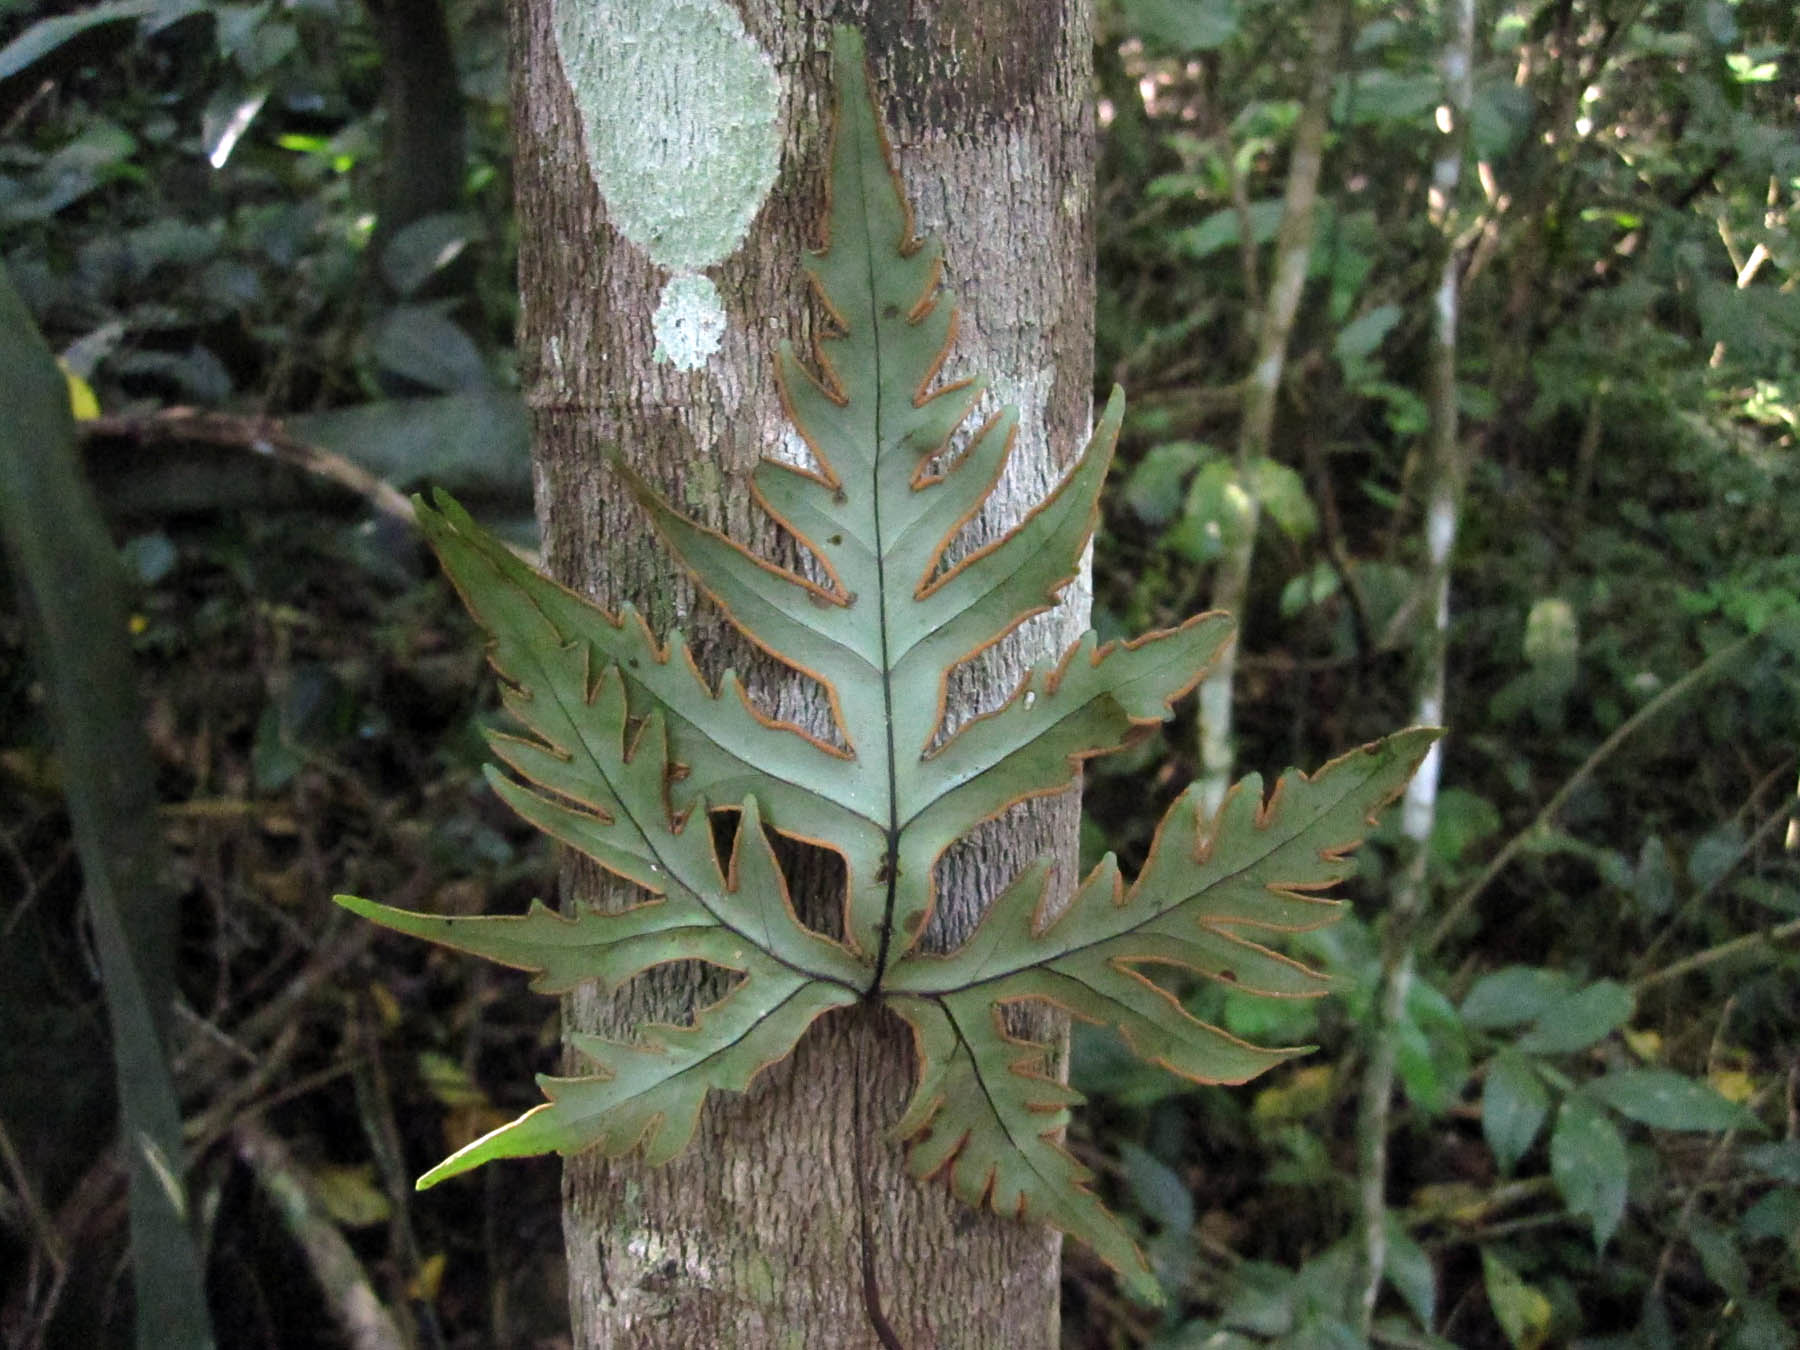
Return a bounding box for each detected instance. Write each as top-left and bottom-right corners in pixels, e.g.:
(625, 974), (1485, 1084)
(1352, 0), (1474, 1328)
(365, 0), (467, 263)
(1195, 0), (1346, 815)
(507, 1), (1097, 1343)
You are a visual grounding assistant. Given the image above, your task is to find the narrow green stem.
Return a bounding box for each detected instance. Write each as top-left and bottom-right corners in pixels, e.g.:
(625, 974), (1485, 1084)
(1424, 634), (1755, 955)
(1634, 915), (1800, 992)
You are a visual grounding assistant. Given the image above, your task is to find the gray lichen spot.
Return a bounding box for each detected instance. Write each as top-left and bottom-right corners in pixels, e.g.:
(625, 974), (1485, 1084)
(553, 0), (781, 273)
(683, 459), (724, 516)
(652, 272), (727, 370)
(737, 1248), (783, 1307)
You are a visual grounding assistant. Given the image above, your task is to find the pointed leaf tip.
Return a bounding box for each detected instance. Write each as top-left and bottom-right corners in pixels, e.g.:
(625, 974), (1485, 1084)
(416, 1101), (569, 1190)
(831, 23), (866, 63)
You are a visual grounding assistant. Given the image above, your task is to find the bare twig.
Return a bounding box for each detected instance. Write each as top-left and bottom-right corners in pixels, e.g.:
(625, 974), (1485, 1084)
(80, 409), (417, 528)
(1635, 916), (1800, 993)
(0, 1117), (67, 1335)
(352, 1004), (445, 1350)
(1631, 798), (1800, 981)
(235, 1122), (408, 1350)
(175, 917), (374, 1082)
(1, 1148), (128, 1346)
(1649, 1077), (1777, 1298)
(1229, 144), (1263, 321)
(181, 1019), (304, 1157)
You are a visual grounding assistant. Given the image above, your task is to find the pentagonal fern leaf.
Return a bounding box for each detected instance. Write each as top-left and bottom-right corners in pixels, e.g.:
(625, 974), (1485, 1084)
(335, 25), (1435, 1303)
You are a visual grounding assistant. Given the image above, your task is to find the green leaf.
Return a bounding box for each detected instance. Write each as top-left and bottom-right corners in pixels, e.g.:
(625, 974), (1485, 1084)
(1551, 1096), (1629, 1248)
(1589, 1069), (1761, 1132)
(1395, 978), (1469, 1115)
(1460, 966), (1573, 1030)
(1336, 70), (1442, 127)
(1689, 1222), (1749, 1301)
(292, 392), (530, 502)
(335, 26), (1431, 1305)
(1521, 597), (1578, 671)
(1739, 1186), (1800, 1242)
(1483, 1048), (1550, 1174)
(1688, 822), (1746, 891)
(369, 302), (488, 391)
(1430, 787), (1502, 866)
(1514, 980), (1634, 1055)
(1724, 1299), (1797, 1350)
(1176, 199), (1285, 261)
(1168, 458), (1252, 563)
(1632, 836), (1676, 917)
(1470, 80), (1533, 160)
(0, 0), (159, 85)
(1219, 1260), (1300, 1337)
(1247, 458), (1317, 543)
(1121, 0), (1239, 51)
(1383, 1213), (1437, 1329)
(1279, 559), (1339, 619)
(1333, 303), (1401, 372)
(120, 531), (178, 585)
(1123, 440), (1205, 525)
(1743, 1139), (1800, 1183)
(1120, 1142), (1193, 1238)
(0, 119), (139, 223)
(0, 265), (215, 1348)
(381, 211), (483, 298)
(1223, 980), (1320, 1046)
(1481, 1248), (1553, 1349)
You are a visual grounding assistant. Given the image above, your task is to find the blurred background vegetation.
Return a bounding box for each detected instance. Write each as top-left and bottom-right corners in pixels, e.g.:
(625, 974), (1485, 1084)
(0, 0), (1795, 1346)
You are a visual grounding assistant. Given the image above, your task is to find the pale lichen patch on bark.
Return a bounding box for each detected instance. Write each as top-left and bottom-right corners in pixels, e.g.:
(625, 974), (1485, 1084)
(553, 0), (781, 365)
(652, 272), (729, 370)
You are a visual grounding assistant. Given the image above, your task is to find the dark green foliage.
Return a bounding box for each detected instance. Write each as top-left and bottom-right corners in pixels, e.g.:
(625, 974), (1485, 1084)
(1086, 1), (1799, 1343)
(2, 0), (1796, 1344)
(0, 267), (213, 1348)
(0, 0), (522, 508)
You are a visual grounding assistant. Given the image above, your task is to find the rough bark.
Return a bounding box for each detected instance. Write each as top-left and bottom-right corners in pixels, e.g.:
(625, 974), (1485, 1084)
(507, 2), (1097, 1344)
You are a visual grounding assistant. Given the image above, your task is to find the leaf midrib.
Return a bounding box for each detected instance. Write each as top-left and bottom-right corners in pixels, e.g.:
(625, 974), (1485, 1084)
(898, 769), (1378, 997)
(513, 607), (862, 996)
(941, 998), (1076, 1192)
(573, 979), (830, 1106)
(858, 115), (905, 995)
